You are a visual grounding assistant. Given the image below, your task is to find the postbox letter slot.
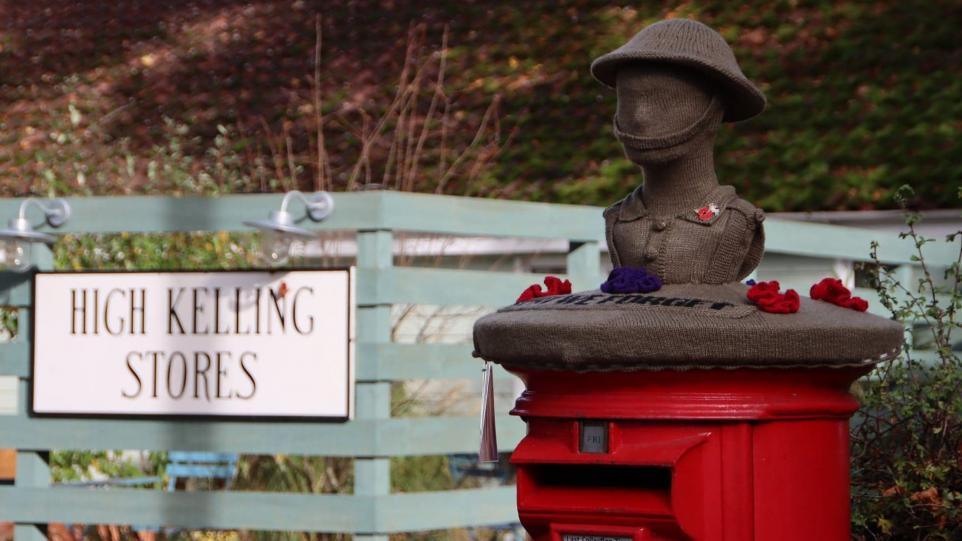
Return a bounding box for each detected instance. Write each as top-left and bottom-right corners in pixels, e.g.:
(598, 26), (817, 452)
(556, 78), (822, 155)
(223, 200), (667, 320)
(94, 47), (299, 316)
(520, 463), (674, 518)
(531, 464), (671, 492)
(529, 463), (670, 492)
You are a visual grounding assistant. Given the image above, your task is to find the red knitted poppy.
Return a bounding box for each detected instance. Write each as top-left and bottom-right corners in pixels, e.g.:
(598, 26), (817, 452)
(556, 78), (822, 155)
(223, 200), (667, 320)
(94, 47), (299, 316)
(746, 280), (781, 302)
(746, 280), (800, 314)
(842, 296), (869, 312)
(696, 206), (715, 221)
(810, 278), (848, 304)
(542, 276), (571, 296)
(516, 276), (572, 303)
(809, 277), (868, 312)
(516, 285), (544, 303)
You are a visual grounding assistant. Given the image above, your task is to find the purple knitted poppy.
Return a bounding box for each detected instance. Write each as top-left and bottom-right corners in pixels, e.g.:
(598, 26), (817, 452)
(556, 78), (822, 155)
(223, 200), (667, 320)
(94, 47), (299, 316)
(600, 267), (663, 294)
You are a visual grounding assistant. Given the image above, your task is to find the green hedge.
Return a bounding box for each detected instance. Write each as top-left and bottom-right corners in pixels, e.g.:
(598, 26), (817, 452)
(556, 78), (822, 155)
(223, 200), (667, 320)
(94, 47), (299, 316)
(0, 1), (958, 210)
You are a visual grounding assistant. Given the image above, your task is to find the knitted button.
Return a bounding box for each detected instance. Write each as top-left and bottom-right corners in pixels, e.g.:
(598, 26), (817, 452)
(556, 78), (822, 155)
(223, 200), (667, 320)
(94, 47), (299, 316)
(653, 220), (668, 231)
(645, 247), (658, 260)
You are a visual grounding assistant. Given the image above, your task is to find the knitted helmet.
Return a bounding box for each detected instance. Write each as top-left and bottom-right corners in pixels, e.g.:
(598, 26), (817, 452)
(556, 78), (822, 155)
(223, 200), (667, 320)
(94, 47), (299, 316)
(591, 19), (766, 122)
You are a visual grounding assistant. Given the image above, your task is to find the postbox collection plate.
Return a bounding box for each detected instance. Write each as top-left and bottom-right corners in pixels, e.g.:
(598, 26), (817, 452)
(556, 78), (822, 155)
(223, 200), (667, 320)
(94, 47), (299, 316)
(579, 421), (608, 453)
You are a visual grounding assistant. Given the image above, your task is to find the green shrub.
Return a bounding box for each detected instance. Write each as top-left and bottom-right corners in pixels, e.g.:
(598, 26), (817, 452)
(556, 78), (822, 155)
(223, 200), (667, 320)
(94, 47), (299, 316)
(3, 2), (959, 209)
(852, 186), (962, 539)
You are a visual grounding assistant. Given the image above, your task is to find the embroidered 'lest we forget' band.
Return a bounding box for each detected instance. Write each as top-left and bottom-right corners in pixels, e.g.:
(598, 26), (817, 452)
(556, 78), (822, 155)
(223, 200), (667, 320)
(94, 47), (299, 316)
(502, 293), (757, 319)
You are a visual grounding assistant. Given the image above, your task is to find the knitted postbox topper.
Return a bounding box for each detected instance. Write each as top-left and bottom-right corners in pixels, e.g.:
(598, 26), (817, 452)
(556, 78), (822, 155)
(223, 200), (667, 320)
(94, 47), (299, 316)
(472, 19), (902, 371)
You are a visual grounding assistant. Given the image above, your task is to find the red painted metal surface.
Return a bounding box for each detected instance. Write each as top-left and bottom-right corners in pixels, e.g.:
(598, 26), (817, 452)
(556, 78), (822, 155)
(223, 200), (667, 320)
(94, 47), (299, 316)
(507, 367), (869, 541)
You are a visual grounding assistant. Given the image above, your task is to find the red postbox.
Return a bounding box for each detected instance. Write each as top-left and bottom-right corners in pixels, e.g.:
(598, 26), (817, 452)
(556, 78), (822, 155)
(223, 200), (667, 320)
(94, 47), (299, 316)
(472, 17), (904, 540)
(473, 281), (902, 541)
(504, 367), (869, 541)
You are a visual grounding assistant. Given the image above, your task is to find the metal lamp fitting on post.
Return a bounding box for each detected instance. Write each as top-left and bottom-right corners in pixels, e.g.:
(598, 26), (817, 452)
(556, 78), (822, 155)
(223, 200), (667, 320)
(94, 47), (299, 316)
(243, 191), (334, 266)
(0, 198), (71, 272)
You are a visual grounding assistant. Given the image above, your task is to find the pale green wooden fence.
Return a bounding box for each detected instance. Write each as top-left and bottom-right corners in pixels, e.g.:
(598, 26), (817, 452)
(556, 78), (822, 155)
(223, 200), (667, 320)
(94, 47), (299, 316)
(0, 191), (952, 539)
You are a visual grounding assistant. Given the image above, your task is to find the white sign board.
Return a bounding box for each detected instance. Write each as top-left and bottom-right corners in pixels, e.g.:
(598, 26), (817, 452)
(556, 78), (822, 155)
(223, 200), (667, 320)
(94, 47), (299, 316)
(32, 269), (354, 420)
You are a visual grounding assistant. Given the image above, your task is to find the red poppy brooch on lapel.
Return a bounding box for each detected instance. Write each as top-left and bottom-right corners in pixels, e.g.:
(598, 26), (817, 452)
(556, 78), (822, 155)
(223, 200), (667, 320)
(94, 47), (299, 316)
(696, 203), (719, 222)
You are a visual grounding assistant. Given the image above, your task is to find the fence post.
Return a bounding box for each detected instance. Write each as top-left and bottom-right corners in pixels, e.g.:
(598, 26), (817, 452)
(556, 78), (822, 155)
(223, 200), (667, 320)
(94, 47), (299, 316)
(355, 229), (393, 541)
(14, 245), (53, 541)
(567, 241), (601, 291)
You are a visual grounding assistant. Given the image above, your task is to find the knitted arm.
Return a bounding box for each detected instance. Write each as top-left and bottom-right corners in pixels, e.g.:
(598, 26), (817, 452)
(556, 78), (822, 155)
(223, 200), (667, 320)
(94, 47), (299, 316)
(736, 205), (765, 280)
(738, 209), (765, 280)
(703, 201), (765, 283)
(603, 203), (623, 268)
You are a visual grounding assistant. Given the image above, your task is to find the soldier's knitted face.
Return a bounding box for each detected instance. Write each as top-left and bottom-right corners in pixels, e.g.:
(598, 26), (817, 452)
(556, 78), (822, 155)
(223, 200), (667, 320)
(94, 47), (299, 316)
(614, 64), (722, 164)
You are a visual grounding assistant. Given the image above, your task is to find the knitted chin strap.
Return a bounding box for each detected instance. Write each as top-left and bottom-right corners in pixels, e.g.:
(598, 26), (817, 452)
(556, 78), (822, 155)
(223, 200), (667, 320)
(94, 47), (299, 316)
(612, 96), (721, 151)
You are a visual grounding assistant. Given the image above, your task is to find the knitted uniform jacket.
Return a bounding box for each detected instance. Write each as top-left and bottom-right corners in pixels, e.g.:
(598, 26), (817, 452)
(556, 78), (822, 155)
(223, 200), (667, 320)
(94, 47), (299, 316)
(605, 184), (765, 284)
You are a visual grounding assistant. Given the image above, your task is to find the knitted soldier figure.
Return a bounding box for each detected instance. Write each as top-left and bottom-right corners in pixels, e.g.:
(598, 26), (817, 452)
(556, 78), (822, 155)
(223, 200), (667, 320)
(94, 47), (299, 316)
(472, 19), (902, 371)
(471, 21), (905, 536)
(592, 19), (766, 284)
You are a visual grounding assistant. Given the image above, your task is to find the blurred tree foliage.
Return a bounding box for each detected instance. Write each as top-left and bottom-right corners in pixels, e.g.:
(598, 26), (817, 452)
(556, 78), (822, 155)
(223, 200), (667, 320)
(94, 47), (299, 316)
(0, 0), (958, 210)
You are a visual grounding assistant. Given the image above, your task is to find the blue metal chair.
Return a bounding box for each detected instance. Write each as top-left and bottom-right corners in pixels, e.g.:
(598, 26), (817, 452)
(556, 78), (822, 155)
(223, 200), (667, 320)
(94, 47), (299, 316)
(142, 452), (239, 535)
(57, 451), (239, 490)
(165, 451), (238, 491)
(57, 451), (239, 536)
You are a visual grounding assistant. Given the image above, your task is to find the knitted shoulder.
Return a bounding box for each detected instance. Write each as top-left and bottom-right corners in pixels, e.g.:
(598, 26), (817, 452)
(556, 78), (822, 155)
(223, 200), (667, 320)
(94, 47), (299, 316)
(726, 196), (765, 223)
(603, 198), (625, 219)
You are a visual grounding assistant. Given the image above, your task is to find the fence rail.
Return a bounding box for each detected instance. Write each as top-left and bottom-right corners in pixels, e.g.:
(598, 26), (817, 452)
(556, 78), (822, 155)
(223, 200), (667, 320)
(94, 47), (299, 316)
(0, 485), (518, 533)
(0, 191), (950, 264)
(0, 191), (954, 538)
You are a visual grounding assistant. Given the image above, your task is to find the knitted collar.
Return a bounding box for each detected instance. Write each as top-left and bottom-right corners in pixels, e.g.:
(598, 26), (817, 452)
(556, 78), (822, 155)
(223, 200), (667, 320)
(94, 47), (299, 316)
(617, 184), (737, 225)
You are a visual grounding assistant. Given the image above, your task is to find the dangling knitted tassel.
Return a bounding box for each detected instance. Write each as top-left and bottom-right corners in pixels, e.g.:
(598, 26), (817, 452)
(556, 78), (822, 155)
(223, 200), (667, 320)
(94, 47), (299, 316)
(479, 361), (498, 463)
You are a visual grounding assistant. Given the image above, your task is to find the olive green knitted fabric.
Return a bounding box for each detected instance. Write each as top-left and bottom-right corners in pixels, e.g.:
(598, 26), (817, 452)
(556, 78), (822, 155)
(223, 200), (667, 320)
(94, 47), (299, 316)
(605, 184), (765, 284)
(592, 18), (766, 122)
(607, 62), (765, 284)
(613, 64), (722, 171)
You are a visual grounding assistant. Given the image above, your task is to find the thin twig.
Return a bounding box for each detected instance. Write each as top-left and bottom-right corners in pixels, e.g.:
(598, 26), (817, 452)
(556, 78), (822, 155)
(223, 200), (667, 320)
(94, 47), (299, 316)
(258, 117), (286, 187)
(407, 25), (448, 191)
(435, 94), (502, 194)
(345, 30), (419, 189)
(283, 121), (298, 190)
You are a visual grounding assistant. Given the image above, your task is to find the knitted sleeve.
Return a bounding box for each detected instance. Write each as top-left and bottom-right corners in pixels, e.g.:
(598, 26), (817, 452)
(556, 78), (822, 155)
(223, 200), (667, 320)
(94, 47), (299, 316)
(703, 198), (765, 283)
(732, 199), (765, 279)
(737, 214), (765, 279)
(603, 202), (623, 268)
